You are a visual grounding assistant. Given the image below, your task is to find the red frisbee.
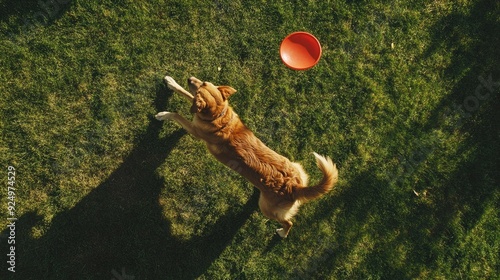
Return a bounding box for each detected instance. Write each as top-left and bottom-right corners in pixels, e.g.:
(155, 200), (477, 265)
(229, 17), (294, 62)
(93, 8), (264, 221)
(280, 32), (322, 70)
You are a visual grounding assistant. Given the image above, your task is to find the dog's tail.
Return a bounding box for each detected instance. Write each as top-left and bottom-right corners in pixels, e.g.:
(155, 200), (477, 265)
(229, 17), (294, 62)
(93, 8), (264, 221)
(294, 152), (338, 202)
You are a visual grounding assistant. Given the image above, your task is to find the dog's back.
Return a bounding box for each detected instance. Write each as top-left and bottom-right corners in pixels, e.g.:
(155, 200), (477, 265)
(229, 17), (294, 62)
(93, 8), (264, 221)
(205, 113), (306, 198)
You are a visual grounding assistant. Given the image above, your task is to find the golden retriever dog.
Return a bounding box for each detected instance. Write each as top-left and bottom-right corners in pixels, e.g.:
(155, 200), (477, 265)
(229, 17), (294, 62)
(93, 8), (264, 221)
(155, 76), (338, 238)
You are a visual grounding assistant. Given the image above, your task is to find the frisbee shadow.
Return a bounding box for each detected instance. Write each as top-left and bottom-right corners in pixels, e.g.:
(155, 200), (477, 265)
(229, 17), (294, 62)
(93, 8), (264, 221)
(0, 83), (257, 279)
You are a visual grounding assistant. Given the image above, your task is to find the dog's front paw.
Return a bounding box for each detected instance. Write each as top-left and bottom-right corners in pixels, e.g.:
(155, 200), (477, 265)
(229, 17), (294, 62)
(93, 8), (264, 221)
(155, 111), (175, 121)
(164, 76), (181, 91)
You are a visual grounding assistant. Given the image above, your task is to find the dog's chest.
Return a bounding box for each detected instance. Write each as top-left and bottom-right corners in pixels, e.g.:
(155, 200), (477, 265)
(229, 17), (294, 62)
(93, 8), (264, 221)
(206, 143), (224, 155)
(206, 143), (238, 162)
(206, 143), (245, 171)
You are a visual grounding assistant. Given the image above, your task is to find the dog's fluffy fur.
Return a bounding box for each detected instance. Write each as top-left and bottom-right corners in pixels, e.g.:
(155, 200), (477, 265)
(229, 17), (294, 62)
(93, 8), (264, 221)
(156, 76), (338, 238)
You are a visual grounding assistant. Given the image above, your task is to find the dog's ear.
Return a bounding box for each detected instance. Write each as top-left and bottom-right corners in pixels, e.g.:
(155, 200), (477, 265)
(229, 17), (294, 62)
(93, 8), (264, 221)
(218, 86), (237, 100)
(190, 95), (206, 113)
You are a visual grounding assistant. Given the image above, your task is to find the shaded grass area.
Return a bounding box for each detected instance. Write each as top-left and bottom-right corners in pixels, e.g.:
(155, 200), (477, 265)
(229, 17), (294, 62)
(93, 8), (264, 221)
(1, 0), (499, 279)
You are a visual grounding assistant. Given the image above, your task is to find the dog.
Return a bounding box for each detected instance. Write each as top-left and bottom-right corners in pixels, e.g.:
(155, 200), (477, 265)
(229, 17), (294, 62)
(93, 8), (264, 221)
(155, 76), (338, 238)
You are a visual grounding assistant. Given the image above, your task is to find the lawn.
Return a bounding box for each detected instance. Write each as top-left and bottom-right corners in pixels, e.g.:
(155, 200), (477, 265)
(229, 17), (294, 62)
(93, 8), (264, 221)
(1, 0), (499, 279)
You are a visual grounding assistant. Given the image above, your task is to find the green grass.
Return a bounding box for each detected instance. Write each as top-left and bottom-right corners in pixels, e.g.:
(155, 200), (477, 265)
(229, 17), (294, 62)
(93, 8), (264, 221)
(1, 0), (499, 279)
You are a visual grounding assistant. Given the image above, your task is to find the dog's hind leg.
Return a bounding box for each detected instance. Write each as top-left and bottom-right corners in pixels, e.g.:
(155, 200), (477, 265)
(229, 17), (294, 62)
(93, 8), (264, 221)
(276, 220), (293, 238)
(275, 201), (300, 238)
(164, 76), (194, 102)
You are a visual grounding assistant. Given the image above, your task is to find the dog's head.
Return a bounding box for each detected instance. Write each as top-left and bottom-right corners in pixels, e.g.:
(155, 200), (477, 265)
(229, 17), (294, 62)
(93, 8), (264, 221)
(188, 76), (237, 120)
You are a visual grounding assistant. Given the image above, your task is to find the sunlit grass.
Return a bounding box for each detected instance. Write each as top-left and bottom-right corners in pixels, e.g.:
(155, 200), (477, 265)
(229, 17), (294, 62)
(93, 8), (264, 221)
(1, 0), (498, 279)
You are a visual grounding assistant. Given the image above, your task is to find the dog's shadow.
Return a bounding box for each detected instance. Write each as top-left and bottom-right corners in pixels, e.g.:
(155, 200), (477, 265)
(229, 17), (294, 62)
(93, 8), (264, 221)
(1, 84), (259, 280)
